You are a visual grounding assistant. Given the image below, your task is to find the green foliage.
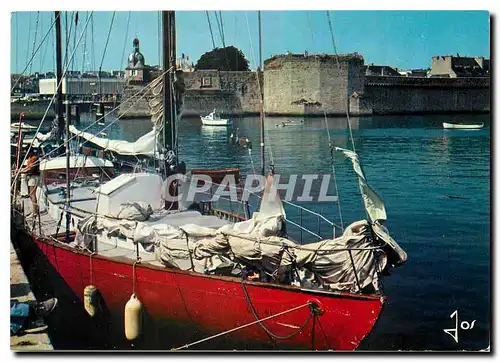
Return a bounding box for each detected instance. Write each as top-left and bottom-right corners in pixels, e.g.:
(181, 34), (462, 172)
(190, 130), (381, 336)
(195, 46), (250, 71)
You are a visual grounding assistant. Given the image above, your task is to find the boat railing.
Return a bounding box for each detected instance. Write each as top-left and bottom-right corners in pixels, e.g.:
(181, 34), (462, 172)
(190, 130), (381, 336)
(194, 180), (342, 244)
(216, 227), (384, 293)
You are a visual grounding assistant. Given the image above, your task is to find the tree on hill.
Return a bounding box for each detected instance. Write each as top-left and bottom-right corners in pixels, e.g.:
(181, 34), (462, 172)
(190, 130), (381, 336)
(195, 46), (250, 71)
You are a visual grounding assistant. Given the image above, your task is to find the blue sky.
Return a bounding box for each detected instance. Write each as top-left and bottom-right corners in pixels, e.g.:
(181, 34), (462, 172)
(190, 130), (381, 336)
(10, 10), (490, 74)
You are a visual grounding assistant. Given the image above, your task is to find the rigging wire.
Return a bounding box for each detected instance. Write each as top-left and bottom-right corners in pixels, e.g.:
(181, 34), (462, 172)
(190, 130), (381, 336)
(11, 13), (60, 92)
(16, 71), (168, 181)
(81, 12), (89, 74)
(304, 11), (344, 232)
(120, 11), (131, 70)
(306, 11), (316, 54)
(40, 14), (49, 71)
(71, 12), (79, 73)
(326, 10), (356, 153)
(157, 11), (161, 67)
(213, 11), (231, 71)
(26, 13), (32, 74)
(98, 11), (116, 95)
(323, 111), (345, 233)
(30, 11), (40, 75)
(204, 11), (229, 74)
(219, 11), (226, 47)
(214, 11), (226, 48)
(11, 12), (94, 187)
(91, 13), (95, 73)
(15, 13), (19, 73)
(244, 12), (275, 169)
(11, 67), (173, 186)
(51, 15), (55, 74)
(64, 12), (76, 70)
(205, 11), (217, 50)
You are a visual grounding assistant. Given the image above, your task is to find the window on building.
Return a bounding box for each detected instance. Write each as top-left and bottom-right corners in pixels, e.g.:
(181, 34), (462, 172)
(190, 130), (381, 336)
(202, 77), (212, 88)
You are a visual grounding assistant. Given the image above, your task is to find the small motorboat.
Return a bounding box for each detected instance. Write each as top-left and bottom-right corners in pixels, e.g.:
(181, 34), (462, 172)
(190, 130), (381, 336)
(443, 122), (484, 130)
(201, 109), (231, 126)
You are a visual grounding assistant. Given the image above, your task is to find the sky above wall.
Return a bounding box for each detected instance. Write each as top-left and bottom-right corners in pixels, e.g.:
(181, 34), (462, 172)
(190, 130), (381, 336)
(10, 10), (490, 74)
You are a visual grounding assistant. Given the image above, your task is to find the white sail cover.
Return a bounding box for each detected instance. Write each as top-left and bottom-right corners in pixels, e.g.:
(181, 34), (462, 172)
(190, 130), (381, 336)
(67, 76), (167, 157)
(73, 170), (405, 293)
(336, 147), (387, 223)
(69, 125), (157, 156)
(257, 173), (287, 220)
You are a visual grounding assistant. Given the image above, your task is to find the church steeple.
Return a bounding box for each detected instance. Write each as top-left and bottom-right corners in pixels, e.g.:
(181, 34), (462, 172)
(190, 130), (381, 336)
(127, 37), (146, 69)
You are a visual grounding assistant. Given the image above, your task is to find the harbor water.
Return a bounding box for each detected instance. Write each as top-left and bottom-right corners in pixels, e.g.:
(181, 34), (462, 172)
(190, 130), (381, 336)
(28, 112), (491, 350)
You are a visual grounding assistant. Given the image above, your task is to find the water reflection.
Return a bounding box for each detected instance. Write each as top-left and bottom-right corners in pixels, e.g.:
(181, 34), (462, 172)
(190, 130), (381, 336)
(22, 111), (491, 350)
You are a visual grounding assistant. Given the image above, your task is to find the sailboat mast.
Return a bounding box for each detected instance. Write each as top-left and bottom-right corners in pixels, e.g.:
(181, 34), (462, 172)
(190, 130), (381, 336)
(170, 13), (177, 157)
(54, 11), (64, 141)
(258, 11), (265, 175)
(54, 11), (71, 242)
(61, 11), (72, 242)
(258, 11), (262, 69)
(161, 10), (177, 174)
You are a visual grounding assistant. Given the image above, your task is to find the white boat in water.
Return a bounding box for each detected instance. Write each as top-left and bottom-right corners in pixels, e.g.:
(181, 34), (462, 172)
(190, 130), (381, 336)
(201, 109), (231, 126)
(443, 122), (484, 130)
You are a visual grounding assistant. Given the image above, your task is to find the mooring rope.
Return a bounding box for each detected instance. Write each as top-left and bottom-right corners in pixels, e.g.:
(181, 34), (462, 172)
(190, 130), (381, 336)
(171, 301), (313, 350)
(89, 251), (96, 284)
(132, 258), (141, 295)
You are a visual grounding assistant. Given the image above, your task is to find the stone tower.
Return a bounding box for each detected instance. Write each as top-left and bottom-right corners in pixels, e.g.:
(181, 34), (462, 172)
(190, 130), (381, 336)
(263, 53), (371, 115)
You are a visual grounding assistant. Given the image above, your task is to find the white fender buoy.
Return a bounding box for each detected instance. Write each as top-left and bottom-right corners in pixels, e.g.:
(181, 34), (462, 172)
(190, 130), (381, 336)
(84, 285), (99, 317)
(124, 294), (143, 341)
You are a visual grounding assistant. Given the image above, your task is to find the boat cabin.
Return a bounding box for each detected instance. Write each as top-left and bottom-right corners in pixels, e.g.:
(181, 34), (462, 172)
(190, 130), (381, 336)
(40, 155), (115, 185)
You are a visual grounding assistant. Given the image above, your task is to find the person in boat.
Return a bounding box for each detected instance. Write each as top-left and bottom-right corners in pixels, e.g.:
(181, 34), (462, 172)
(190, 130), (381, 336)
(20, 148), (40, 216)
(10, 298), (58, 336)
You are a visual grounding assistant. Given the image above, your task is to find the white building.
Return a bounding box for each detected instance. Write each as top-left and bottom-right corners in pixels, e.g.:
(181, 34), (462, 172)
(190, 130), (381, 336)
(38, 78), (125, 96)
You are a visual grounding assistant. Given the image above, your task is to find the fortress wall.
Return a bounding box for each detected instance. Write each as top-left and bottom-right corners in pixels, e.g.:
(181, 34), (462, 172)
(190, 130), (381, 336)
(365, 76), (490, 114)
(264, 54), (366, 115)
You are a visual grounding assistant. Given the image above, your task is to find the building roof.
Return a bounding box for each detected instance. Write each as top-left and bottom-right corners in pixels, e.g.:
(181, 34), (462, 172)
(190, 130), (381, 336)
(432, 55), (490, 77)
(364, 65), (401, 76)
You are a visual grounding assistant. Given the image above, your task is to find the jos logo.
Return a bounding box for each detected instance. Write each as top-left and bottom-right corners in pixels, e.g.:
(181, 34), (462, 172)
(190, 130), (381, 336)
(443, 310), (476, 344)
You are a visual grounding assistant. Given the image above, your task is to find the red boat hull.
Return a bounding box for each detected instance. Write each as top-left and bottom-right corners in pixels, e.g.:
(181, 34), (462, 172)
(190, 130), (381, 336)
(12, 228), (385, 350)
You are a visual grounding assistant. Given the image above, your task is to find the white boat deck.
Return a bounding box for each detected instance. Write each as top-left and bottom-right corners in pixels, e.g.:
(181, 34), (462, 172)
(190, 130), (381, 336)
(19, 184), (232, 273)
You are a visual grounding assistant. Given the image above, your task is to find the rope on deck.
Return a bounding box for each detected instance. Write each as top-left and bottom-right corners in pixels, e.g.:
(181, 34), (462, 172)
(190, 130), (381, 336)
(171, 301), (313, 350)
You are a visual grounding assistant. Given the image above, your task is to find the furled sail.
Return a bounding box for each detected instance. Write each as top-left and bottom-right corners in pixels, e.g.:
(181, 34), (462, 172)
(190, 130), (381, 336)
(69, 126), (157, 156)
(256, 173), (287, 220)
(68, 71), (185, 157)
(336, 147), (387, 223)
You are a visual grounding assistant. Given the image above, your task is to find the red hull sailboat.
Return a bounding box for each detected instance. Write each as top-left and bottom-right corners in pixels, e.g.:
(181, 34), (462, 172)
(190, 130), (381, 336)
(12, 229), (384, 350)
(11, 11), (405, 351)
